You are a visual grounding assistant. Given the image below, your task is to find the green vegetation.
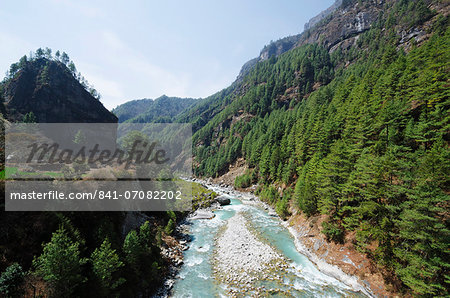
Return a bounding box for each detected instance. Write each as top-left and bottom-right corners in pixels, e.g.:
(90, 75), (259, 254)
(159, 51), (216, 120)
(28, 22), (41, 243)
(0, 1), (448, 296)
(112, 95), (197, 123)
(25, 218), (164, 297)
(190, 6), (449, 296)
(33, 227), (87, 297)
(90, 239), (125, 295)
(121, 221), (162, 296)
(0, 180), (215, 296)
(0, 263), (25, 297)
(22, 111), (37, 123)
(2, 47), (101, 100)
(234, 169), (256, 188)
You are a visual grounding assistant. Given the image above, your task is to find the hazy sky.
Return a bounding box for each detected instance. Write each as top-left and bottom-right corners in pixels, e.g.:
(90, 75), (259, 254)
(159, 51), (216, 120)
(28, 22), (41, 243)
(0, 0), (334, 110)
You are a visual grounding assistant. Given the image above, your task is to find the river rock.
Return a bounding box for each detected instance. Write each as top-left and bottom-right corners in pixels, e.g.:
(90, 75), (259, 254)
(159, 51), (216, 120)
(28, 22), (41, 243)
(215, 196), (231, 206)
(191, 210), (215, 219)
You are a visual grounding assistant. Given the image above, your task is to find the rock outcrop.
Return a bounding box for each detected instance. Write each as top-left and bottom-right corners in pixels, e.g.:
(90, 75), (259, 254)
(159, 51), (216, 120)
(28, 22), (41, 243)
(237, 0), (443, 79)
(215, 196), (231, 206)
(304, 0), (343, 31)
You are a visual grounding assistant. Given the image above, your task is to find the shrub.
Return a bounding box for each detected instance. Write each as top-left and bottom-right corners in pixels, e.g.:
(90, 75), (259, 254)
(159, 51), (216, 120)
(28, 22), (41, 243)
(234, 169), (256, 188)
(275, 197), (290, 220)
(164, 219), (175, 235)
(321, 221), (344, 243)
(0, 263), (25, 297)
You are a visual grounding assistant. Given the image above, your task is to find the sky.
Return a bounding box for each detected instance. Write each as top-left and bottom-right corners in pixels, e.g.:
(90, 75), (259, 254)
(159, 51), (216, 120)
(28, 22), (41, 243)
(0, 0), (334, 110)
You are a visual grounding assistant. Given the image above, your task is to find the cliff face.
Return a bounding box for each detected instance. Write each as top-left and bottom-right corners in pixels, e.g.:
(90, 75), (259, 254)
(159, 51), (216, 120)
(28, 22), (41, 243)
(1, 58), (117, 123)
(238, 0), (444, 79)
(304, 0), (343, 31)
(296, 0), (382, 52)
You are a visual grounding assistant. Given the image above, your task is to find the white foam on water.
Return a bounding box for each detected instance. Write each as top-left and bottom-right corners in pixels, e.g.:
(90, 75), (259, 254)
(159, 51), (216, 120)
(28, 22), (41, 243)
(292, 279), (306, 291)
(286, 224), (375, 297)
(185, 255), (204, 267)
(198, 272), (209, 280)
(194, 243), (210, 252)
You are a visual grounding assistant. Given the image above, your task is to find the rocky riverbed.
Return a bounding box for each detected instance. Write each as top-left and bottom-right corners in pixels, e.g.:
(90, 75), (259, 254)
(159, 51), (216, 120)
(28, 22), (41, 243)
(169, 180), (371, 297)
(213, 212), (290, 295)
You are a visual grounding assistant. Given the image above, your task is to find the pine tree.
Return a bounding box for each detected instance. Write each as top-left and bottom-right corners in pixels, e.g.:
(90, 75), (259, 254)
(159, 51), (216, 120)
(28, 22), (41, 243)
(91, 239), (125, 294)
(33, 227), (87, 297)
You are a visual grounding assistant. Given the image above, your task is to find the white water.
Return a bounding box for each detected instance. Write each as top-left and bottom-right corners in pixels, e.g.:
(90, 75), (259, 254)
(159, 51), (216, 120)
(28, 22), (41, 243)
(171, 185), (370, 297)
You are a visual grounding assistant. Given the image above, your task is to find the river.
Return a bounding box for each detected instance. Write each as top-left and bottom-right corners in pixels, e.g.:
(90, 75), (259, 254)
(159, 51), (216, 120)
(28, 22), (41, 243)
(171, 184), (369, 297)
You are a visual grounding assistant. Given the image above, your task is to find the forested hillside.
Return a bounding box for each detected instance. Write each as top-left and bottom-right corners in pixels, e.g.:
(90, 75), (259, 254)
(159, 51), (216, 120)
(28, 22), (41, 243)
(0, 48), (116, 123)
(0, 0), (448, 296)
(184, 0), (449, 295)
(0, 49), (210, 297)
(112, 95), (197, 123)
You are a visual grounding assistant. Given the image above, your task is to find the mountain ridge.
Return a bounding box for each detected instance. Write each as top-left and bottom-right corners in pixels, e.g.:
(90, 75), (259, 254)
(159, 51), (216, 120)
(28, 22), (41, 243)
(112, 95), (197, 123)
(0, 56), (116, 123)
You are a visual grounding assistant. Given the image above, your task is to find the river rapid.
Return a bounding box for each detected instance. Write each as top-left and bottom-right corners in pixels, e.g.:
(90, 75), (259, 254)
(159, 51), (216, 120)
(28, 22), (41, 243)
(171, 183), (370, 297)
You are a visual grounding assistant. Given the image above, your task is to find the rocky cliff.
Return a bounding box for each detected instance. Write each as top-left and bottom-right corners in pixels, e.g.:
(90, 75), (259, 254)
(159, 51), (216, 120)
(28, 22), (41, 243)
(0, 58), (117, 123)
(237, 0), (445, 79)
(304, 0), (343, 31)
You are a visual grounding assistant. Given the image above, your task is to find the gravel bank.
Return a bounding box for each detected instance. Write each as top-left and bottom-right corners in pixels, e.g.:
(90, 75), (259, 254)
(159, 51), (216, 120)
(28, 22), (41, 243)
(213, 212), (289, 295)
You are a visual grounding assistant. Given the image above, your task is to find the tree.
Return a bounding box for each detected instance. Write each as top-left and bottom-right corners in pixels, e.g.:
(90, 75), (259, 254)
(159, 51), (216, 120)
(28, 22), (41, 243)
(164, 219), (175, 235)
(44, 47), (52, 59)
(35, 48), (44, 59)
(122, 222), (161, 294)
(120, 130), (150, 155)
(61, 52), (70, 65)
(18, 55), (27, 69)
(91, 239), (125, 295)
(23, 111), (37, 123)
(39, 65), (50, 85)
(122, 230), (142, 273)
(316, 140), (352, 217)
(0, 263), (25, 297)
(9, 63), (19, 77)
(55, 50), (60, 60)
(33, 227), (87, 297)
(73, 130), (86, 145)
(68, 61), (77, 74)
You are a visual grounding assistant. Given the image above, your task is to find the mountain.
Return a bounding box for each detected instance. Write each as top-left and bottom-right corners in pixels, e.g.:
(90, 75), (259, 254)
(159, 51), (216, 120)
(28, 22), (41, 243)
(173, 0), (449, 296)
(0, 57), (117, 123)
(177, 0), (393, 130)
(112, 95), (197, 123)
(0, 0), (447, 296)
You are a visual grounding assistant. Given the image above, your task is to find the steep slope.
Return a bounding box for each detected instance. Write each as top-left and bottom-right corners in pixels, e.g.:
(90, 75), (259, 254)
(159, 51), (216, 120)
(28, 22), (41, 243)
(178, 0), (449, 296)
(112, 95), (197, 123)
(112, 98), (154, 122)
(0, 57), (117, 123)
(178, 0), (445, 131)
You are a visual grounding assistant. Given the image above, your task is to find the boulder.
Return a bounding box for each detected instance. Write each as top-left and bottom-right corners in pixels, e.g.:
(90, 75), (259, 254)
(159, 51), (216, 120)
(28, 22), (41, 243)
(215, 196), (231, 206)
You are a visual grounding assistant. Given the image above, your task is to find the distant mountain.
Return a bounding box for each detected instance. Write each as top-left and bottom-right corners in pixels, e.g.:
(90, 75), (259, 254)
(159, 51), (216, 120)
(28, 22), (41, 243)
(0, 57), (116, 123)
(112, 95), (197, 123)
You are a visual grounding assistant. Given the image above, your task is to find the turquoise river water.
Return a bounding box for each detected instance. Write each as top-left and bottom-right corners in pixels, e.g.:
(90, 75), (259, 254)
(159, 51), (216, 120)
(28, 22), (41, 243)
(171, 186), (368, 297)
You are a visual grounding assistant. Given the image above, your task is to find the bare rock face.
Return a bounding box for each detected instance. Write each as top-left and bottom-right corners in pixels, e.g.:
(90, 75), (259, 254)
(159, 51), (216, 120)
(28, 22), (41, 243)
(237, 0), (377, 77)
(304, 0), (343, 31)
(296, 1), (381, 52)
(2, 58), (117, 123)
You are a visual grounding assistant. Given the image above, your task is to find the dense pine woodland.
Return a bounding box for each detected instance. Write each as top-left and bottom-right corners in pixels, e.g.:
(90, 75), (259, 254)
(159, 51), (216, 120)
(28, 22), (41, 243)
(185, 2), (449, 295)
(0, 0), (448, 297)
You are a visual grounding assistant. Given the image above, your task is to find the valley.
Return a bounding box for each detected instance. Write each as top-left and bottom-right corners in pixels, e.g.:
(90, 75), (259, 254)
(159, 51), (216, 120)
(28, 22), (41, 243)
(0, 0), (448, 297)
